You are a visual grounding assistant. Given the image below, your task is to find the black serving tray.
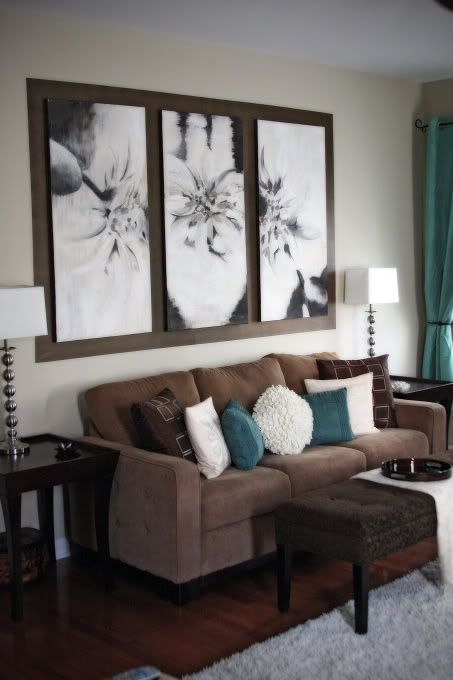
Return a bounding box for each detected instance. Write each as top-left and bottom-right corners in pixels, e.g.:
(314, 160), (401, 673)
(381, 457), (451, 482)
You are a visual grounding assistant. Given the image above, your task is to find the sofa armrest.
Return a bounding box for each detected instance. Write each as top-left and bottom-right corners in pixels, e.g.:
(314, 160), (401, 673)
(70, 436), (201, 585)
(394, 399), (446, 456)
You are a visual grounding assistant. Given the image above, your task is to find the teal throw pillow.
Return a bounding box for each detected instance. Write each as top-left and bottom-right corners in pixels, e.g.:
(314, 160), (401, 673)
(221, 400), (264, 470)
(303, 388), (354, 446)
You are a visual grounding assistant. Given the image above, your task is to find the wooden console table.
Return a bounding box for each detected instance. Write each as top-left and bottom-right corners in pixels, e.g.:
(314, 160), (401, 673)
(391, 375), (453, 446)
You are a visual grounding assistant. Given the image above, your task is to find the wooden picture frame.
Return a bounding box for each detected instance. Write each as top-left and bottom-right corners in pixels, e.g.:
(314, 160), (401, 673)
(27, 78), (335, 362)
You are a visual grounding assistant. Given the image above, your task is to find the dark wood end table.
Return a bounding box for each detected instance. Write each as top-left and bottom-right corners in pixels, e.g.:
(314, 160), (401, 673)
(0, 433), (119, 622)
(391, 375), (453, 445)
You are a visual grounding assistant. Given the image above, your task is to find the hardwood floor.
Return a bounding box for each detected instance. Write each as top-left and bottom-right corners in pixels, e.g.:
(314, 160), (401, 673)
(0, 537), (437, 680)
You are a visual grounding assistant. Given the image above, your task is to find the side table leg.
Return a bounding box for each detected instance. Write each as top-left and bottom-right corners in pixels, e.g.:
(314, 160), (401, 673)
(94, 469), (115, 591)
(353, 563), (368, 634)
(1, 494), (23, 622)
(277, 543), (292, 612)
(37, 487), (56, 563)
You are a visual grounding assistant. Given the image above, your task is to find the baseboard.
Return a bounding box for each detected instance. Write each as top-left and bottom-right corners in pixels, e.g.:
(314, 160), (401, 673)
(55, 537), (71, 560)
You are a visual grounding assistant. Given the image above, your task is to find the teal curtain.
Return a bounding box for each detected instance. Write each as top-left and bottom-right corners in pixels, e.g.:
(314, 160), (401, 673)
(422, 116), (453, 381)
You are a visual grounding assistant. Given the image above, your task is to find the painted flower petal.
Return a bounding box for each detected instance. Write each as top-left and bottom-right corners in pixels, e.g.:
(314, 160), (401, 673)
(226, 216), (243, 232)
(288, 217), (321, 240)
(215, 199), (234, 211)
(298, 218), (322, 240)
(208, 167), (232, 193)
(170, 214), (194, 244)
(206, 217), (215, 242)
(224, 205), (244, 221)
(187, 213), (203, 229)
(165, 155), (198, 194)
(166, 194), (196, 216)
(215, 170), (243, 195)
(184, 236), (196, 248)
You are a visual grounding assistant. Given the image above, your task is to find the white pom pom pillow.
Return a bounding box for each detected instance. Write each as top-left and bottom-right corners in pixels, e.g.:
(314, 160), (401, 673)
(253, 385), (313, 455)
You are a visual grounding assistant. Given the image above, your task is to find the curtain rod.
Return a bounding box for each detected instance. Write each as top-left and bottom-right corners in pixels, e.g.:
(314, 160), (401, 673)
(415, 118), (453, 132)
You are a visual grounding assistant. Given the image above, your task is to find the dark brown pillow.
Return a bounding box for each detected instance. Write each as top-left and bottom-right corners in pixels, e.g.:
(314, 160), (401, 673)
(131, 388), (196, 462)
(316, 355), (396, 429)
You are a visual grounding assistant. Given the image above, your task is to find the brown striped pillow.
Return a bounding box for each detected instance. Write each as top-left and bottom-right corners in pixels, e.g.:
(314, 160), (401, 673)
(316, 355), (396, 429)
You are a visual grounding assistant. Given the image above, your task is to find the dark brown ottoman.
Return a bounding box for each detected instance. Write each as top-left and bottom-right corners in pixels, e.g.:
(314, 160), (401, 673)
(275, 479), (437, 634)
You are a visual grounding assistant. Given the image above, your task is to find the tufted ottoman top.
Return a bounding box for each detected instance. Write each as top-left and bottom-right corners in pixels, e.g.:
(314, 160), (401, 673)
(275, 479), (437, 564)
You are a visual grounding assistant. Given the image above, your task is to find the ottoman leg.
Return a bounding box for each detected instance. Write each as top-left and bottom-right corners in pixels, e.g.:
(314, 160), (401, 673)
(277, 544), (292, 612)
(353, 563), (368, 634)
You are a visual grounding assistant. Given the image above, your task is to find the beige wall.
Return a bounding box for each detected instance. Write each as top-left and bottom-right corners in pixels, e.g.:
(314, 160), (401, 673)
(0, 8), (421, 550)
(422, 78), (453, 117)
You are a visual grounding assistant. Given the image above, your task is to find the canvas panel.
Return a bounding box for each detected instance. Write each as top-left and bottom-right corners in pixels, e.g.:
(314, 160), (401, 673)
(47, 99), (152, 341)
(162, 110), (248, 330)
(257, 120), (328, 322)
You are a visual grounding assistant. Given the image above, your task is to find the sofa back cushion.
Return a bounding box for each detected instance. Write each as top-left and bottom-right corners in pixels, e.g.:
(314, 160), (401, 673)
(268, 352), (338, 394)
(85, 371), (200, 446)
(192, 357), (286, 414)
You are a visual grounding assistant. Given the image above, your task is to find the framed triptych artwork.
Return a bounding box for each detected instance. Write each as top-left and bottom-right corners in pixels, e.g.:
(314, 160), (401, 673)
(27, 79), (335, 362)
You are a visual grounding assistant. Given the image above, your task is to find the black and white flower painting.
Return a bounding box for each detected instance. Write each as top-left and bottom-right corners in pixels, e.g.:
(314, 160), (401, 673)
(258, 120), (328, 322)
(162, 111), (247, 329)
(47, 100), (151, 341)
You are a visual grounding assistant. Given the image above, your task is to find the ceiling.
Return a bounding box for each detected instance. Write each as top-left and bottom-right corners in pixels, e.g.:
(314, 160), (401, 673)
(2, 0), (453, 81)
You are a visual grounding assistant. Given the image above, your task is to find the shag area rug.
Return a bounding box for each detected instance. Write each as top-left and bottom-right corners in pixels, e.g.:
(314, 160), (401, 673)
(184, 561), (453, 680)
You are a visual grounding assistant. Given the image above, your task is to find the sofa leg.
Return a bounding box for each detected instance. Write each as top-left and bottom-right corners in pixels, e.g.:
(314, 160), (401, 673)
(353, 563), (368, 634)
(277, 543), (292, 612)
(168, 578), (201, 605)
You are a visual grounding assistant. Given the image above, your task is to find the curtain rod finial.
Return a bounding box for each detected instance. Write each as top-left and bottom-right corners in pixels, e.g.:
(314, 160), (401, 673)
(415, 118), (427, 132)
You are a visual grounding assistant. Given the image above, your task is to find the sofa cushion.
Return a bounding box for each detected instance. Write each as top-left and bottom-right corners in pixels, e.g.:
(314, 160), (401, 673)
(201, 466), (291, 531)
(316, 354), (397, 428)
(267, 352), (338, 394)
(334, 428), (429, 469)
(258, 446), (366, 496)
(85, 371), (200, 446)
(131, 387), (196, 461)
(192, 357), (286, 413)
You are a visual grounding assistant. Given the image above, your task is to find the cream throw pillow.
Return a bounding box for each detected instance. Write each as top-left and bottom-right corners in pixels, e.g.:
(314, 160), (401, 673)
(185, 397), (231, 478)
(304, 372), (378, 436)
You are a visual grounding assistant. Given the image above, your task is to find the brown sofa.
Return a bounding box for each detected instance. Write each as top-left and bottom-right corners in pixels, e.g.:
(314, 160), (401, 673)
(70, 353), (446, 602)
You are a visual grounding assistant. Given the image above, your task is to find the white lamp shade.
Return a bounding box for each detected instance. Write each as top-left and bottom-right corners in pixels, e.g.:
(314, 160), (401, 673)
(0, 286), (48, 339)
(344, 268), (399, 305)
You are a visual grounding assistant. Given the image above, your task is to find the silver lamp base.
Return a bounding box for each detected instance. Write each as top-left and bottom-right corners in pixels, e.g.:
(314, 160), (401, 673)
(1, 340), (30, 457)
(0, 438), (30, 456)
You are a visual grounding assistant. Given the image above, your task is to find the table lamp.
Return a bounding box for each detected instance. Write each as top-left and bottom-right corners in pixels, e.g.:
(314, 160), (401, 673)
(0, 286), (47, 455)
(344, 268), (399, 357)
